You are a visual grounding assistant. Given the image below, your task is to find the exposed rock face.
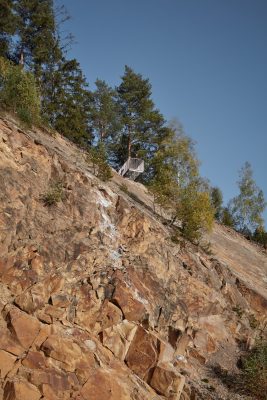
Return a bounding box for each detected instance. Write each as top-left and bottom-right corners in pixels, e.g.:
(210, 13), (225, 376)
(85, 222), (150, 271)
(0, 115), (266, 400)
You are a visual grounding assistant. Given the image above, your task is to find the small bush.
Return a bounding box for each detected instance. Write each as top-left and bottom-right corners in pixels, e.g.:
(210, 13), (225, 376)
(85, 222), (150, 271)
(87, 143), (112, 182)
(248, 314), (258, 330)
(240, 340), (267, 398)
(41, 182), (64, 206)
(200, 240), (214, 256)
(232, 306), (244, 319)
(0, 57), (41, 126)
(119, 183), (129, 194)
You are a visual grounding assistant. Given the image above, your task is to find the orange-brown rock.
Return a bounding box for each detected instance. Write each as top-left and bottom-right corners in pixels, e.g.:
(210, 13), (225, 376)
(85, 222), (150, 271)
(4, 380), (41, 400)
(79, 369), (130, 400)
(0, 350), (17, 379)
(22, 351), (47, 369)
(28, 368), (79, 394)
(150, 366), (185, 399)
(125, 326), (158, 381)
(41, 336), (82, 372)
(6, 309), (41, 350)
(0, 329), (24, 356)
(112, 281), (146, 322)
(102, 320), (137, 360)
(97, 300), (123, 330)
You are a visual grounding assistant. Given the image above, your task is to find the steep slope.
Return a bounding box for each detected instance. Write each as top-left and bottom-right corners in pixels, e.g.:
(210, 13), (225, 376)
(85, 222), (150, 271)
(0, 115), (266, 400)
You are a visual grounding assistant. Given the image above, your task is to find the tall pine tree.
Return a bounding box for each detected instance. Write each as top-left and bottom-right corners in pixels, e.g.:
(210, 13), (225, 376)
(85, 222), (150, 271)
(116, 66), (165, 165)
(15, 0), (60, 73)
(52, 58), (92, 145)
(0, 0), (17, 58)
(90, 79), (121, 143)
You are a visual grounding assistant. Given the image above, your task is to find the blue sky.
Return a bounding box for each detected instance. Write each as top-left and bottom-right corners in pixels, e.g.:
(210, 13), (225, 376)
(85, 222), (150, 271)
(60, 0), (267, 223)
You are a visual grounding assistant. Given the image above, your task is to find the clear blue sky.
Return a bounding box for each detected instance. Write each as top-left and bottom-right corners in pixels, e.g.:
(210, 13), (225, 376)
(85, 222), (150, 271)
(60, 0), (267, 223)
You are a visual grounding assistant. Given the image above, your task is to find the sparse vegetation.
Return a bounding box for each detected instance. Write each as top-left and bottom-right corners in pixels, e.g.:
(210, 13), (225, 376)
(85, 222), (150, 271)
(240, 340), (267, 398)
(213, 340), (267, 399)
(41, 181), (64, 206)
(119, 183), (129, 194)
(232, 306), (244, 319)
(87, 143), (112, 182)
(200, 240), (213, 255)
(248, 314), (258, 329)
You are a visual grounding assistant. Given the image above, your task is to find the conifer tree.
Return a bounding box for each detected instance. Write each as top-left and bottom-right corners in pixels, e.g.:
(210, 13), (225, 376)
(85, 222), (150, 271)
(211, 187), (223, 220)
(253, 226), (267, 248)
(0, 0), (16, 58)
(14, 0), (60, 75)
(221, 207), (235, 227)
(116, 66), (165, 164)
(52, 58), (91, 145)
(90, 79), (121, 144)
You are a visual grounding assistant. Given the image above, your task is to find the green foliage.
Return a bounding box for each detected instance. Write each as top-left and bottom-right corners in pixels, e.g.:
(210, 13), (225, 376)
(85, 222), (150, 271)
(240, 340), (267, 399)
(14, 0), (61, 74)
(88, 143), (112, 182)
(232, 306), (244, 319)
(248, 314), (258, 329)
(90, 79), (121, 144)
(221, 206), (235, 227)
(148, 122), (198, 209)
(174, 182), (214, 242)
(116, 65), (165, 164)
(41, 181), (64, 206)
(0, 0), (17, 57)
(253, 226), (267, 248)
(0, 57), (40, 125)
(230, 162), (266, 232)
(119, 183), (129, 194)
(210, 187), (223, 220)
(147, 121), (214, 242)
(51, 59), (92, 145)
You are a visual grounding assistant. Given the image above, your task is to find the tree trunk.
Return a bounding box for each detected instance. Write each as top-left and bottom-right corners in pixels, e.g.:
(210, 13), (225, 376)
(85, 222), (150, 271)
(127, 131), (131, 159)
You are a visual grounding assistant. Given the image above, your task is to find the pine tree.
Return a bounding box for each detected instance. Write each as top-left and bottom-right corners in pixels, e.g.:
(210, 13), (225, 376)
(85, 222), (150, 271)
(90, 79), (121, 144)
(52, 58), (92, 145)
(116, 65), (165, 165)
(253, 226), (267, 248)
(221, 207), (235, 227)
(211, 187), (223, 220)
(0, 0), (17, 58)
(15, 0), (60, 73)
(230, 162), (266, 232)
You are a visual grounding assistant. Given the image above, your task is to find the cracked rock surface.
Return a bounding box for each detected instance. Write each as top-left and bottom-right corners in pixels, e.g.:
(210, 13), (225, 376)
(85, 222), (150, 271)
(0, 116), (266, 400)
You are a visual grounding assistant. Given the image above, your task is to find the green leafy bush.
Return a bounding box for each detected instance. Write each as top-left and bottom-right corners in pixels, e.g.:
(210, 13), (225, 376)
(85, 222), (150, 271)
(0, 57), (40, 125)
(174, 183), (214, 242)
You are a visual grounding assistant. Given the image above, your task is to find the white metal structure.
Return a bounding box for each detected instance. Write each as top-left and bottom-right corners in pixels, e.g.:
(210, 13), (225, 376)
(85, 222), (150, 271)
(118, 157), (144, 180)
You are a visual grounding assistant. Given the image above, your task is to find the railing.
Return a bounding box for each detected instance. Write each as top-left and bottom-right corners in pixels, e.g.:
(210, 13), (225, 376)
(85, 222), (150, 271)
(118, 157), (144, 177)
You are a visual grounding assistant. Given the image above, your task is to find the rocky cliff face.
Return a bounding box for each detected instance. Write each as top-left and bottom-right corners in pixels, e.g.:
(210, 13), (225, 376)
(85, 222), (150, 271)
(0, 115), (266, 400)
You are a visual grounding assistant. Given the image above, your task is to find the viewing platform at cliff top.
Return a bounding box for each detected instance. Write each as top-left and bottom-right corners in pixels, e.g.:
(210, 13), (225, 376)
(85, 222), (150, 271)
(118, 157), (144, 181)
